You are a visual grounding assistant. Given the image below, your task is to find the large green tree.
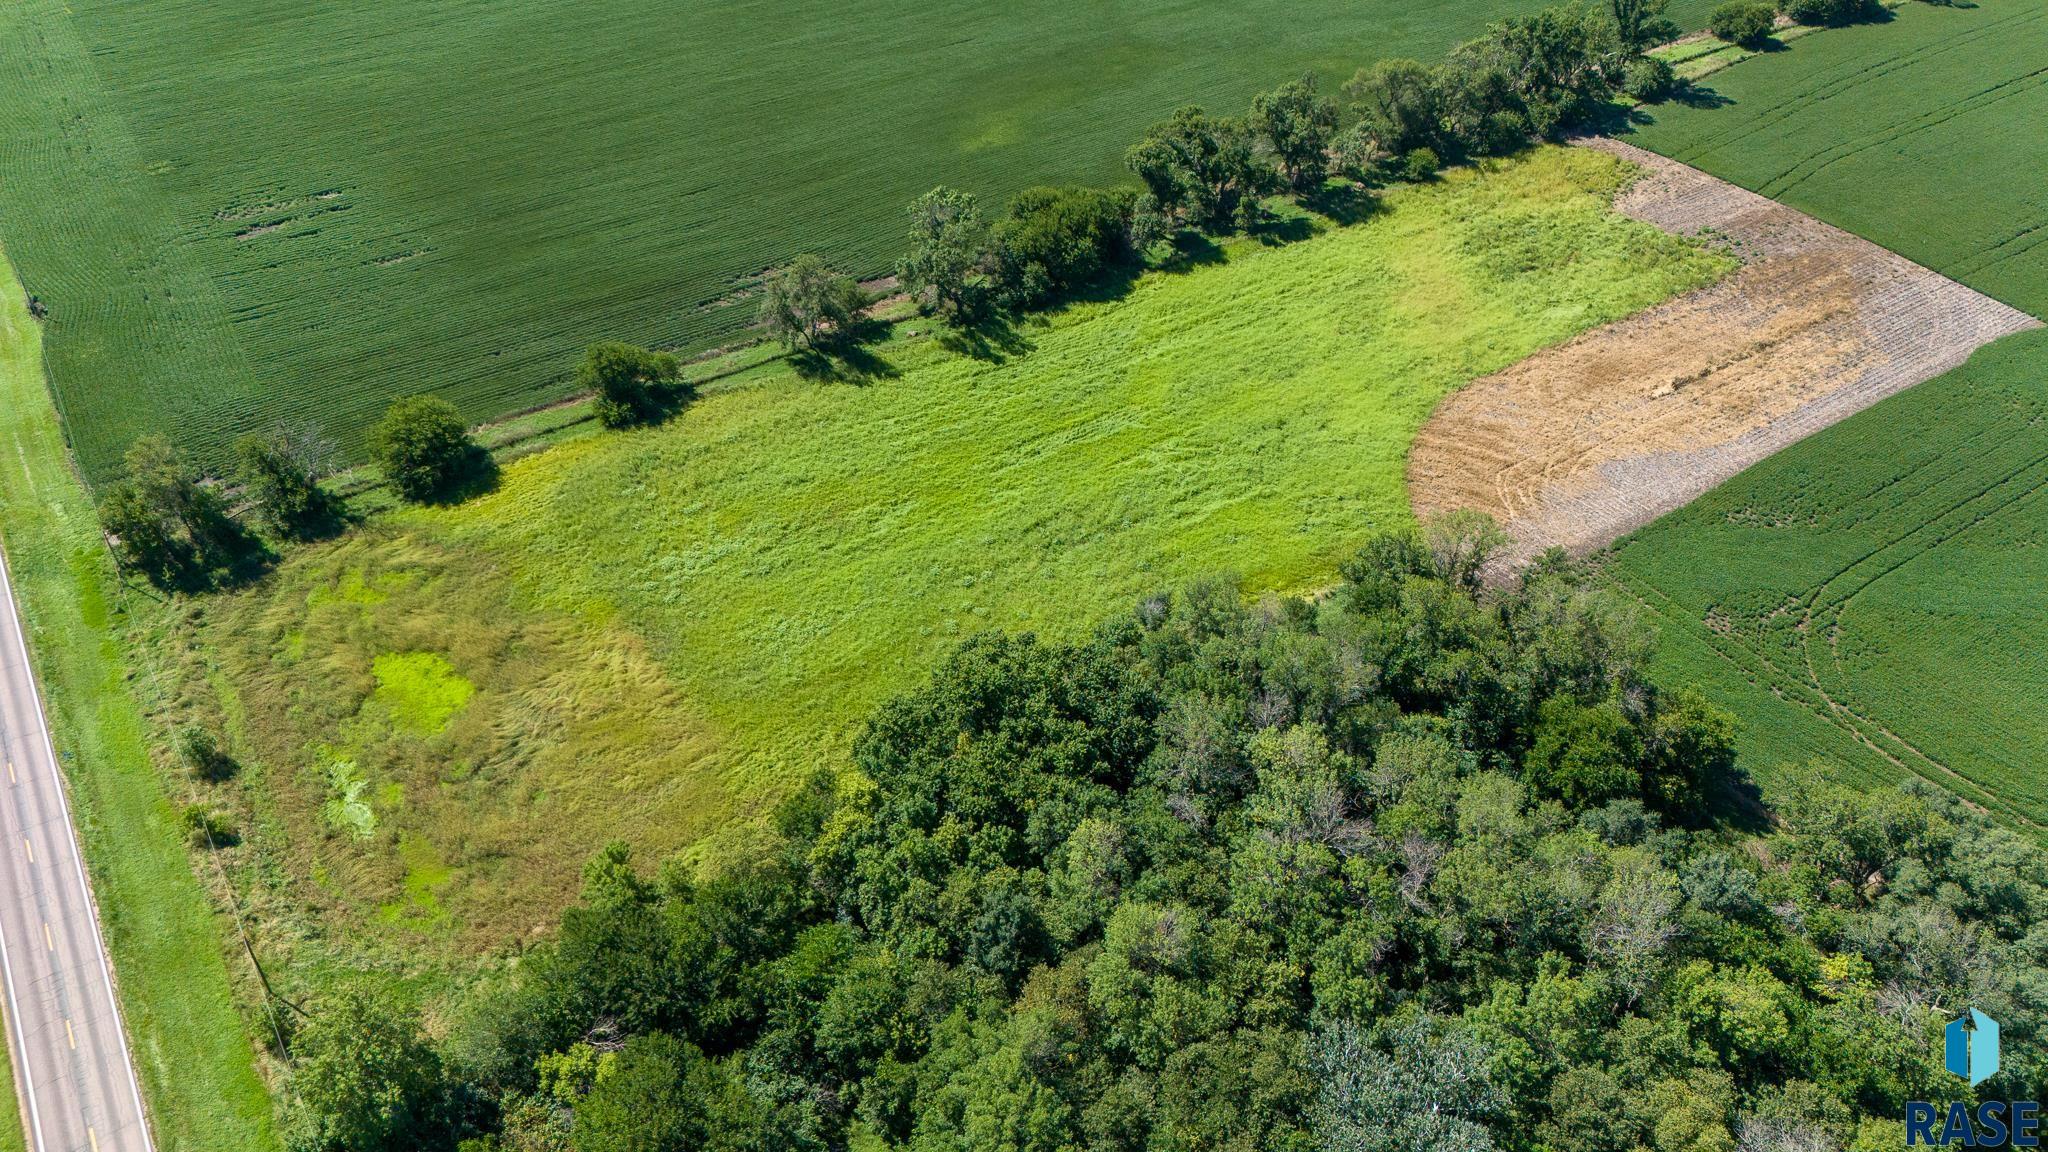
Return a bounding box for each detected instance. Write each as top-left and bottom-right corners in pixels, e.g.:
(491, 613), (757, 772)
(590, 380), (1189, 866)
(897, 187), (992, 321)
(758, 255), (869, 351)
(579, 340), (686, 429)
(98, 434), (245, 585)
(1124, 106), (1275, 231)
(368, 395), (479, 502)
(1249, 75), (1339, 191)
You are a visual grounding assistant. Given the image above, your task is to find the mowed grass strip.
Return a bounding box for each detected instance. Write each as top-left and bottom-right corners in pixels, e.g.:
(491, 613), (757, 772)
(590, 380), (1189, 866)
(0, 250), (276, 1149)
(1607, 329), (2048, 830)
(181, 149), (1732, 961)
(0, 0), (1717, 481)
(1625, 0), (2048, 317)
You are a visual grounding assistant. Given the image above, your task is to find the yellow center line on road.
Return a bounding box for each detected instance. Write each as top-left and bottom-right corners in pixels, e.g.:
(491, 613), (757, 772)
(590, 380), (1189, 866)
(5, 759), (13, 783)
(64, 1018), (73, 1049)
(41, 922), (50, 950)
(21, 837), (30, 864)
(90, 1127), (99, 1152)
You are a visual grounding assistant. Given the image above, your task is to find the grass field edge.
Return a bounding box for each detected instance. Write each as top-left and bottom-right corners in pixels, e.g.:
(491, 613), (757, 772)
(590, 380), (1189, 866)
(0, 248), (278, 1151)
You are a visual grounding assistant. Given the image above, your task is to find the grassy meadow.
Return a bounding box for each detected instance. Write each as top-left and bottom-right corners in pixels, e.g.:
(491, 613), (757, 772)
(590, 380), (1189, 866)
(0, 0), (1711, 482)
(1627, 0), (2048, 318)
(168, 148), (1730, 972)
(0, 250), (274, 1148)
(1607, 329), (2048, 831)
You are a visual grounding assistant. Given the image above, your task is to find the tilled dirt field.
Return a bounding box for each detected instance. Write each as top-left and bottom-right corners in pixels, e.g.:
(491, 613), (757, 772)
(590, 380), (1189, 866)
(1408, 137), (2041, 565)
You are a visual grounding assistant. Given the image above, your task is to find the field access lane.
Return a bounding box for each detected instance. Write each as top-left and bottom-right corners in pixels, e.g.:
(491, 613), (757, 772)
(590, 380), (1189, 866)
(0, 547), (152, 1152)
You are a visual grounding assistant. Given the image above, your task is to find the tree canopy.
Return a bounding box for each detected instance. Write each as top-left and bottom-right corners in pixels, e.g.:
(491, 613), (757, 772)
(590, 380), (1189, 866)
(290, 522), (2048, 1152)
(368, 395), (481, 503)
(579, 341), (687, 429)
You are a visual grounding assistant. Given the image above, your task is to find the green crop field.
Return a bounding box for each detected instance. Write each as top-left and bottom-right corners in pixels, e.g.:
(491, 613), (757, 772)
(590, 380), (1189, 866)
(1604, 0), (2048, 832)
(1626, 0), (2048, 318)
(1607, 329), (2048, 831)
(0, 0), (1719, 484)
(165, 149), (1728, 969)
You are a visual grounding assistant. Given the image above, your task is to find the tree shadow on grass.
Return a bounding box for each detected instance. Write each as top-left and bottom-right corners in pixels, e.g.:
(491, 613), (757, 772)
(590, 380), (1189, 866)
(936, 313), (1037, 364)
(1153, 232), (1226, 276)
(790, 343), (902, 383)
(1249, 213), (1316, 247)
(1670, 81), (1736, 110)
(790, 315), (903, 382)
(417, 446), (501, 507)
(1301, 182), (1383, 228)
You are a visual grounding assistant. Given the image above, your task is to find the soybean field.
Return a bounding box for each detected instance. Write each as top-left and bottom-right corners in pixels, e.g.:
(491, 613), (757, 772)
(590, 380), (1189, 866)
(1608, 330), (2048, 831)
(1625, 0), (2048, 319)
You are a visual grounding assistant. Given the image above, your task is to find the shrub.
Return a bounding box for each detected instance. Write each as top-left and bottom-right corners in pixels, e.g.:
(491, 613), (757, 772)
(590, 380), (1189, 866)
(176, 726), (238, 782)
(1783, 0), (1875, 24)
(180, 805), (239, 849)
(991, 186), (1141, 310)
(579, 341), (685, 429)
(1623, 55), (1677, 102)
(1400, 147), (1442, 182)
(1710, 1), (1778, 47)
(369, 395), (478, 502)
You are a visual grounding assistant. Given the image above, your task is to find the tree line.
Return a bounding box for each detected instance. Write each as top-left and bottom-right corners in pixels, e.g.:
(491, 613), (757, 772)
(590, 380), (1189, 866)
(281, 517), (2048, 1152)
(104, 0), (1891, 590)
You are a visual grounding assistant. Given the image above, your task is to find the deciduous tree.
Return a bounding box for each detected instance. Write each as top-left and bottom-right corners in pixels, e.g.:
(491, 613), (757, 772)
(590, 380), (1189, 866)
(759, 255), (869, 351)
(368, 395), (478, 502)
(1249, 75), (1339, 190)
(579, 341), (685, 429)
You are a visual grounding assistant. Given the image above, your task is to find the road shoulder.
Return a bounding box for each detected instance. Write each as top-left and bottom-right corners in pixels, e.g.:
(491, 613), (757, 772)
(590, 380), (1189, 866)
(0, 249), (275, 1150)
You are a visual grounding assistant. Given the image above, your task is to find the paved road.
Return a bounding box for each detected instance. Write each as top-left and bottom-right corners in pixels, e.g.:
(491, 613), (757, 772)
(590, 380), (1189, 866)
(0, 547), (152, 1152)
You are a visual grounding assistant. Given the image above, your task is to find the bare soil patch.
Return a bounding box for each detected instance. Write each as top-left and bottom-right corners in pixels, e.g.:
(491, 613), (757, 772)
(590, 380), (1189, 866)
(1408, 137), (2040, 564)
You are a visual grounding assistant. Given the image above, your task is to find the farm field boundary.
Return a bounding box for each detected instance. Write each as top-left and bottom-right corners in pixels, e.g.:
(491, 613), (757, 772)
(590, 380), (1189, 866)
(0, 249), (277, 1151)
(1621, 0), (2048, 320)
(0, 0), (1721, 484)
(1606, 328), (2048, 831)
(1409, 137), (2038, 565)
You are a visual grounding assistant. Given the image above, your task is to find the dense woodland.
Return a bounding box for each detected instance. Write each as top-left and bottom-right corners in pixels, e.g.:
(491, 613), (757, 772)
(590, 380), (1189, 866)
(283, 517), (2048, 1151)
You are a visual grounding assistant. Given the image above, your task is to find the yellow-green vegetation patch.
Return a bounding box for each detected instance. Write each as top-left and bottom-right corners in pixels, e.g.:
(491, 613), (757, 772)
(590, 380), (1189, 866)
(177, 529), (736, 960)
(370, 651), (474, 736)
(305, 565), (392, 608)
(378, 833), (455, 929)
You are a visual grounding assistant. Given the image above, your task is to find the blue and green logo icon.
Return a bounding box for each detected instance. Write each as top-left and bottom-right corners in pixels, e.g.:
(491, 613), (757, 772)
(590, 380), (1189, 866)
(1948, 1009), (2001, 1087)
